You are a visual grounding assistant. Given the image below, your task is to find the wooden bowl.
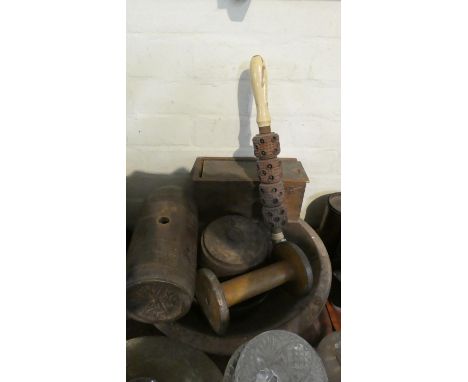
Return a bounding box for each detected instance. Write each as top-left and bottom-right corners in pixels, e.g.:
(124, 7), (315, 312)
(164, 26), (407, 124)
(156, 220), (332, 356)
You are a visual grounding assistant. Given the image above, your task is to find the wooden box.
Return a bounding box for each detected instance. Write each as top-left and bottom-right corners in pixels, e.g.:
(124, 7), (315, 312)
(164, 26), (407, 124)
(191, 157), (309, 225)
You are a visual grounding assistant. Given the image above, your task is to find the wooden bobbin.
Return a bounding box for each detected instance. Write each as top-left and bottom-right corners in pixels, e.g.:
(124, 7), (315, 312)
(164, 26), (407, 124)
(196, 241), (313, 335)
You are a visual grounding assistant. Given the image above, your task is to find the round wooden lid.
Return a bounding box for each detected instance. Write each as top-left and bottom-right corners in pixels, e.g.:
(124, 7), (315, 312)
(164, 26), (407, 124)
(201, 215), (271, 277)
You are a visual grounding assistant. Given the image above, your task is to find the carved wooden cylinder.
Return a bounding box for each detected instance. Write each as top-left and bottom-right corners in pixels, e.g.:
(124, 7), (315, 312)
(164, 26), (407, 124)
(126, 186), (198, 324)
(253, 133), (287, 230)
(262, 205), (288, 228)
(256, 158), (283, 184)
(252, 133), (281, 159)
(259, 182), (286, 207)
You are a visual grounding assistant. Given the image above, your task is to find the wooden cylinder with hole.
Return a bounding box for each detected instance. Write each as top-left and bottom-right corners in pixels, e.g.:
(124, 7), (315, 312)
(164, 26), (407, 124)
(196, 241), (313, 335)
(126, 186), (198, 324)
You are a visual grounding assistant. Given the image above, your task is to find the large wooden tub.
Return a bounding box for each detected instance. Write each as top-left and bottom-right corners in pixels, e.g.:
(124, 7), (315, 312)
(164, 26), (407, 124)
(156, 219), (332, 356)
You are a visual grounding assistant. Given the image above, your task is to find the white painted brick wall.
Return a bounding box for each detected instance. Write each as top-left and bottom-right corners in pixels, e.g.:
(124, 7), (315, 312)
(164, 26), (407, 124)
(127, 0), (341, 225)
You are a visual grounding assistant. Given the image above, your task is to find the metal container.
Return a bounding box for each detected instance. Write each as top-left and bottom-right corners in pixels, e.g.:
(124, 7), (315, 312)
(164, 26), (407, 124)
(318, 192), (341, 270)
(223, 330), (328, 382)
(126, 186), (198, 323)
(317, 331), (341, 382)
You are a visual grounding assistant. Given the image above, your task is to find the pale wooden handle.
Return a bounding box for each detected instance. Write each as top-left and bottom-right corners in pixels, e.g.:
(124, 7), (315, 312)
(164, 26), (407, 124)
(250, 55), (271, 129)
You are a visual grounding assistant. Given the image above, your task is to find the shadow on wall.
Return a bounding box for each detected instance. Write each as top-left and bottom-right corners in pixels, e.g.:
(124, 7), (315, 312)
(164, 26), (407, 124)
(127, 70), (255, 229)
(217, 0), (251, 22)
(234, 69), (253, 157)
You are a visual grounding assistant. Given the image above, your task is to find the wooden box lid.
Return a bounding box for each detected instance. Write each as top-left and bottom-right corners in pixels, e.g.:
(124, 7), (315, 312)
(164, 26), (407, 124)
(192, 157), (309, 183)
